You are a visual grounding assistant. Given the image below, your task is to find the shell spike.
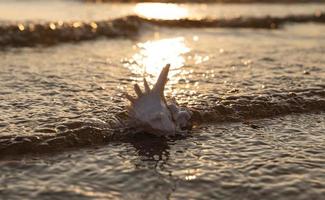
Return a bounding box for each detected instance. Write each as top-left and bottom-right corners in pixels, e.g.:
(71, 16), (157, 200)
(143, 78), (150, 93)
(153, 64), (170, 96)
(134, 84), (143, 97)
(125, 93), (135, 103)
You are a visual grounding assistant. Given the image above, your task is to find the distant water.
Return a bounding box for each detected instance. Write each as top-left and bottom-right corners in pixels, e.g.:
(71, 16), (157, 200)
(0, 1), (324, 21)
(0, 1), (325, 199)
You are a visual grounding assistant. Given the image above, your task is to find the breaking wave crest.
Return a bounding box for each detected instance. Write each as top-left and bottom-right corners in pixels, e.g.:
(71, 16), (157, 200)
(0, 12), (324, 47)
(1, 86), (324, 158)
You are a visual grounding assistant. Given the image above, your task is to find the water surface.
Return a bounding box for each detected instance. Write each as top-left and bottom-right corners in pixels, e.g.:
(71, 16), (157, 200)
(0, 1), (325, 199)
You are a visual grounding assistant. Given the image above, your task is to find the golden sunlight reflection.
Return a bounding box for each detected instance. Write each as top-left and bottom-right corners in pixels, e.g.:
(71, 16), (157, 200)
(18, 24), (25, 31)
(124, 37), (190, 84)
(134, 3), (188, 20)
(173, 169), (202, 181)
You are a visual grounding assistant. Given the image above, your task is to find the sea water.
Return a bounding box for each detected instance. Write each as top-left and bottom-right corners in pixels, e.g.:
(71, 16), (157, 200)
(0, 1), (325, 199)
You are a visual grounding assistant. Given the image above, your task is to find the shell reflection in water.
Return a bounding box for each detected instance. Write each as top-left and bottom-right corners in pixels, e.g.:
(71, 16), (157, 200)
(134, 3), (188, 20)
(125, 37), (190, 85)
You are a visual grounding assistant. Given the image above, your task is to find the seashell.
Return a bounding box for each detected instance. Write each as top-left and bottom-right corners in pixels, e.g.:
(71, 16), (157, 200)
(126, 64), (192, 137)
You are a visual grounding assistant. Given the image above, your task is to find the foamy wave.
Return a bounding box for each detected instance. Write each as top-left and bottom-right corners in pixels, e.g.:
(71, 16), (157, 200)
(0, 17), (141, 47)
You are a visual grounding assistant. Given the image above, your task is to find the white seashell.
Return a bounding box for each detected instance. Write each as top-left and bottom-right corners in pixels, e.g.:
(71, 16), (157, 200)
(126, 64), (192, 137)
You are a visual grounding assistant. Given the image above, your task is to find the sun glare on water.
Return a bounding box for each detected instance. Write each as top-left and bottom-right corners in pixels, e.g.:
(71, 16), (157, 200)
(134, 3), (188, 20)
(124, 37), (190, 84)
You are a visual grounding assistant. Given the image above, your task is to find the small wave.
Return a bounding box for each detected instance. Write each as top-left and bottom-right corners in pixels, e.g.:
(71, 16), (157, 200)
(0, 12), (324, 48)
(189, 86), (325, 123)
(0, 17), (141, 48)
(0, 118), (134, 159)
(0, 86), (324, 158)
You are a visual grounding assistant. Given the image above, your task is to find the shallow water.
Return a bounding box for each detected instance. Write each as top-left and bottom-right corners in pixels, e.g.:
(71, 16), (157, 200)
(1, 113), (325, 199)
(0, 1), (325, 199)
